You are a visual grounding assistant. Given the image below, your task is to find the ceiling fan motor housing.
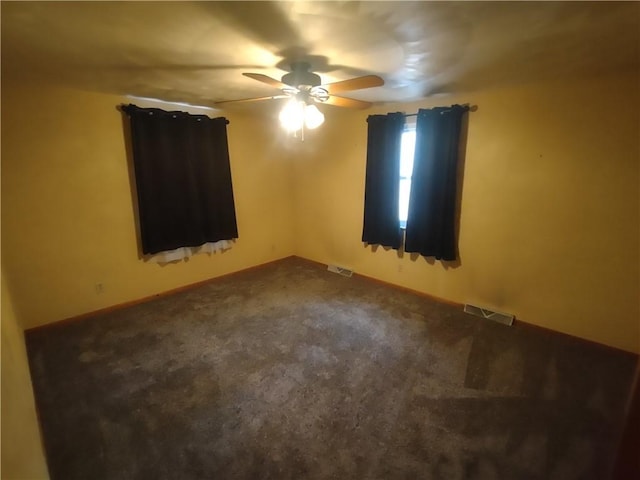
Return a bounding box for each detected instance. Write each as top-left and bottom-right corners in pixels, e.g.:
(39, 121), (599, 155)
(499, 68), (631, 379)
(282, 62), (321, 89)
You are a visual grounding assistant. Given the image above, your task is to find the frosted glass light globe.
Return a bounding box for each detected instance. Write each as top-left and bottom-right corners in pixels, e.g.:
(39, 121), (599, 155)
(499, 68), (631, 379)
(279, 100), (304, 131)
(304, 104), (325, 129)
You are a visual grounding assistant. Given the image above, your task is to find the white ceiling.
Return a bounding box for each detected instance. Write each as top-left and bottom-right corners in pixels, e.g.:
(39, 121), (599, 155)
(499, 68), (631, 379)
(2, 1), (639, 109)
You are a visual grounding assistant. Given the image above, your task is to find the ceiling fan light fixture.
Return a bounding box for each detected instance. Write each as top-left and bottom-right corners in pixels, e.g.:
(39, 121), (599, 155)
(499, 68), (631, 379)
(279, 100), (325, 132)
(279, 100), (305, 132)
(304, 104), (325, 129)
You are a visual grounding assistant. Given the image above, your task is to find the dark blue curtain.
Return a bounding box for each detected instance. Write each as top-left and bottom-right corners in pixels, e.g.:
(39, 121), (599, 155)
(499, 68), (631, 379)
(123, 104), (238, 255)
(362, 112), (405, 249)
(405, 105), (467, 260)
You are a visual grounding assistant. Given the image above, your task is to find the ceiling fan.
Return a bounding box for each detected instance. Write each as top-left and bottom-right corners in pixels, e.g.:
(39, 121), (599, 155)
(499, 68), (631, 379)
(215, 61), (384, 111)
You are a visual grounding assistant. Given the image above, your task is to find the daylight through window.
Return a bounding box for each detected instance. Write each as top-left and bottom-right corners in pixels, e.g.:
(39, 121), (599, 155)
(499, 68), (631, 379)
(399, 127), (416, 228)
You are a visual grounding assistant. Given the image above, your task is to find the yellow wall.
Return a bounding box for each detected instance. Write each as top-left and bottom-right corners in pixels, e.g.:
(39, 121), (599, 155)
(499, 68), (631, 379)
(2, 72), (638, 357)
(0, 70), (637, 480)
(1, 83), (295, 329)
(1, 272), (50, 479)
(292, 72), (640, 354)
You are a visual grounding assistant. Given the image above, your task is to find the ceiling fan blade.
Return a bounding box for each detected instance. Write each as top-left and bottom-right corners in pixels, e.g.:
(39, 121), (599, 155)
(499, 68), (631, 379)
(323, 95), (373, 109)
(323, 75), (384, 94)
(215, 95), (288, 106)
(242, 72), (288, 89)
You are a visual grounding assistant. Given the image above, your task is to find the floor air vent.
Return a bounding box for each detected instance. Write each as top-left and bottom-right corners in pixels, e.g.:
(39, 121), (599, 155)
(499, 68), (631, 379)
(464, 304), (514, 326)
(327, 264), (353, 277)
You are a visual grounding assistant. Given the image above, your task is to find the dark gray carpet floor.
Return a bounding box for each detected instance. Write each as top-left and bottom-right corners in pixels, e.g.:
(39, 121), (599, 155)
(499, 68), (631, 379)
(26, 257), (637, 480)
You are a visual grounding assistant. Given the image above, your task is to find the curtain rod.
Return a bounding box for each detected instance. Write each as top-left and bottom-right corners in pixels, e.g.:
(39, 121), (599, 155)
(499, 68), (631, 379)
(118, 104), (230, 124)
(404, 104), (475, 117)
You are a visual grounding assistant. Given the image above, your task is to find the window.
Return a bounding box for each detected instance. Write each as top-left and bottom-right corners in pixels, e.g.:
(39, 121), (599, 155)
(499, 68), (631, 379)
(363, 107), (466, 259)
(398, 126), (416, 228)
(123, 104), (238, 257)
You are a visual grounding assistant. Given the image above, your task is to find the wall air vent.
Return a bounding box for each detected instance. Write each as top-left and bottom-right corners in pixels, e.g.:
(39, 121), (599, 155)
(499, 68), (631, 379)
(464, 304), (514, 326)
(327, 264), (353, 277)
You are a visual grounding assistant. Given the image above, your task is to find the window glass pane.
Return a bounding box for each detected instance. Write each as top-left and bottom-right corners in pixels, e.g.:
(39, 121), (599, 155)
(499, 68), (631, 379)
(399, 129), (416, 225)
(399, 178), (411, 223)
(399, 130), (416, 178)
